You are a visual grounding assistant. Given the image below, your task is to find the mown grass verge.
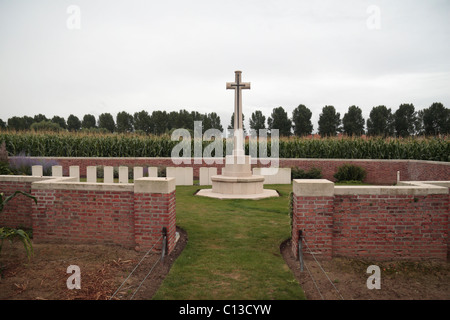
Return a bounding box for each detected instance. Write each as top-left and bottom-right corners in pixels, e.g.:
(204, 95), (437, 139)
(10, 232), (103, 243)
(152, 184), (305, 300)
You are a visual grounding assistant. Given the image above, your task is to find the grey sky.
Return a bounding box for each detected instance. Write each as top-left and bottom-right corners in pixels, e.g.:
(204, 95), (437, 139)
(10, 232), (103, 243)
(1, 0), (449, 132)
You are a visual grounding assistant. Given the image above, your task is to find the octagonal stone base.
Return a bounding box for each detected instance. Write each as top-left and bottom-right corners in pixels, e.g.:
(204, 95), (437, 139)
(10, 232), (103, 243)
(196, 153), (279, 200)
(196, 188), (279, 200)
(211, 175), (265, 194)
(196, 175), (279, 200)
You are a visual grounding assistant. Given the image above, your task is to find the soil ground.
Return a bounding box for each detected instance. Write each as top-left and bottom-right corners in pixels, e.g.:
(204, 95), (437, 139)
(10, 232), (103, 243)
(0, 227), (187, 300)
(281, 239), (450, 300)
(1, 229), (449, 300)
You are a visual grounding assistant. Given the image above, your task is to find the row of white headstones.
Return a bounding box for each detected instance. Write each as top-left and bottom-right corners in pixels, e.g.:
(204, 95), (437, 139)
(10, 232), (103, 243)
(30, 165), (292, 186)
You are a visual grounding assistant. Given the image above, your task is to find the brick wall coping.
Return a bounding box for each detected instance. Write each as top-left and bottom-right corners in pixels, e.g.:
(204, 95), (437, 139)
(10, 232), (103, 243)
(398, 181), (450, 188)
(10, 157), (450, 166)
(134, 177), (176, 194)
(0, 176), (55, 183)
(31, 176), (134, 192)
(293, 179), (449, 196)
(334, 184), (448, 196)
(0, 175), (176, 194)
(12, 156), (449, 165)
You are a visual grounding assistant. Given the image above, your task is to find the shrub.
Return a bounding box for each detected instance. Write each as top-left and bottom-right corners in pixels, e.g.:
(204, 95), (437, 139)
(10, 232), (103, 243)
(30, 121), (63, 132)
(333, 164), (367, 182)
(0, 141), (8, 163)
(8, 152), (59, 176)
(0, 163), (12, 175)
(158, 166), (166, 177)
(0, 191), (37, 260)
(0, 141), (12, 175)
(291, 167), (322, 179)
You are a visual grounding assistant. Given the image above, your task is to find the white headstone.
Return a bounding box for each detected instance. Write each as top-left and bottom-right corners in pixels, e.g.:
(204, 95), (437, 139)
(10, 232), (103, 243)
(199, 167), (209, 185)
(52, 165), (63, 177)
(200, 167), (218, 185)
(184, 167), (193, 186)
(175, 167), (185, 185)
(253, 167), (291, 184)
(104, 166), (114, 183)
(166, 167), (176, 181)
(166, 167), (193, 186)
(133, 166), (144, 180)
(119, 166), (129, 184)
(69, 166), (80, 182)
(148, 167), (158, 177)
(32, 165), (43, 177)
(87, 166), (97, 183)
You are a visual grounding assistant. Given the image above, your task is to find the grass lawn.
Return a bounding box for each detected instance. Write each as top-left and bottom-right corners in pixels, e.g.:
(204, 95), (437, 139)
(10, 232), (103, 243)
(152, 184), (305, 300)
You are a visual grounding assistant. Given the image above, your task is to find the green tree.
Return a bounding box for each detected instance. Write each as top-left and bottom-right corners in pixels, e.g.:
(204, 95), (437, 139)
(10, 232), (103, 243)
(67, 114), (81, 132)
(342, 105), (365, 136)
(7, 116), (33, 131)
(267, 106), (292, 136)
(98, 113), (116, 133)
(81, 114), (96, 129)
(394, 103), (416, 137)
(51, 116), (67, 129)
(318, 105), (341, 137)
(30, 120), (62, 132)
(175, 109), (194, 130)
(204, 112), (223, 132)
(7, 117), (25, 131)
(422, 102), (450, 135)
(134, 110), (152, 134)
(415, 109), (425, 135)
(366, 105), (394, 137)
(228, 113), (246, 133)
(0, 119), (5, 129)
(249, 110), (266, 136)
(33, 114), (48, 123)
(116, 111), (134, 133)
(149, 110), (168, 135)
(292, 104), (313, 136)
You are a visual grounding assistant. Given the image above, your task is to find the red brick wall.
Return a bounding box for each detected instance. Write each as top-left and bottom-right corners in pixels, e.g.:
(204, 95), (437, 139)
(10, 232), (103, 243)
(407, 161), (450, 181)
(134, 191), (176, 252)
(31, 188), (135, 248)
(291, 196), (334, 260)
(277, 159), (410, 185)
(0, 180), (35, 228)
(332, 194), (448, 260)
(15, 157), (449, 185)
(292, 191), (449, 261)
(0, 176), (177, 254)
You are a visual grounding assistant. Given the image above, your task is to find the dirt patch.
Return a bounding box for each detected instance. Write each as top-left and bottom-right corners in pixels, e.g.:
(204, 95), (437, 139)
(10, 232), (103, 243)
(0, 227), (187, 300)
(281, 239), (450, 300)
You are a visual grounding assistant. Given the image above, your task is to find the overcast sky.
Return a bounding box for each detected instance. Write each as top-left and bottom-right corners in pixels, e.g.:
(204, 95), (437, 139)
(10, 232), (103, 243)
(1, 0), (449, 132)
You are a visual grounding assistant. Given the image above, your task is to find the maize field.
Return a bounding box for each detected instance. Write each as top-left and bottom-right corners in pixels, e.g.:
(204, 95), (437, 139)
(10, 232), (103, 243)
(0, 131), (448, 161)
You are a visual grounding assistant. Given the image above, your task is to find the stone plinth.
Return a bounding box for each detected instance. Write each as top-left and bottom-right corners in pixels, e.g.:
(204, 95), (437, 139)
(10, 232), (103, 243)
(197, 154), (278, 200)
(211, 174), (265, 195)
(221, 155), (252, 177)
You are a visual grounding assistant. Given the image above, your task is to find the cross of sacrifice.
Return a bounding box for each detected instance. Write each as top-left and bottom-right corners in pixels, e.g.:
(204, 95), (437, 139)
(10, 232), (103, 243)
(226, 70), (250, 131)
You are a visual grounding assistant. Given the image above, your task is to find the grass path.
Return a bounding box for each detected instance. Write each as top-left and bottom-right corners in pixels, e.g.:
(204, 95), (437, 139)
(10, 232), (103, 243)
(152, 184), (305, 300)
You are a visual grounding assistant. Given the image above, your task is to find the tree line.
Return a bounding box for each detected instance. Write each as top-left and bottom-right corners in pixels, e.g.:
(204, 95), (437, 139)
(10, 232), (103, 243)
(261, 102), (449, 137)
(0, 102), (448, 137)
(1, 110), (223, 136)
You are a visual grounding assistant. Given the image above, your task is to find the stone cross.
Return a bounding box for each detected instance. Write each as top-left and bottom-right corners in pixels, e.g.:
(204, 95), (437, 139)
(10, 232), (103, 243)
(226, 71), (250, 131)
